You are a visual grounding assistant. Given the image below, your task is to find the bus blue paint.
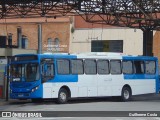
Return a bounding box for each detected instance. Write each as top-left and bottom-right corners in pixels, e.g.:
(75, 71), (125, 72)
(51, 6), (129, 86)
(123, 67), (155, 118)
(10, 80), (43, 99)
(10, 53), (77, 99)
(123, 56), (159, 94)
(124, 74), (156, 79)
(123, 56), (158, 61)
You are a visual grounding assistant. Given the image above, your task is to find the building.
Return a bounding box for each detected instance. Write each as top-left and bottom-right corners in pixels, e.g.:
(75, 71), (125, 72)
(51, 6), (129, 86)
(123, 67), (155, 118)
(70, 16), (160, 61)
(1, 16), (159, 60)
(0, 15), (160, 98)
(0, 17), (71, 58)
(153, 31), (160, 62)
(0, 17), (71, 98)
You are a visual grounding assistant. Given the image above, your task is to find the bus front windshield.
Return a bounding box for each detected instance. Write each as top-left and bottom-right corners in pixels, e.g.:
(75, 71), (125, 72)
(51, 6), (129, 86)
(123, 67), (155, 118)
(11, 63), (40, 82)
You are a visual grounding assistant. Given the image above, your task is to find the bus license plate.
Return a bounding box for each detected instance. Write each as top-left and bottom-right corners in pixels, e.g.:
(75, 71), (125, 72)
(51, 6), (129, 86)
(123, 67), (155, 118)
(18, 94), (24, 97)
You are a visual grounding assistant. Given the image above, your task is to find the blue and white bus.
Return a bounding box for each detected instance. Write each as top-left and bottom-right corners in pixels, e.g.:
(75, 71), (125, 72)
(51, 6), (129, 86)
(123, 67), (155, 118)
(9, 52), (159, 103)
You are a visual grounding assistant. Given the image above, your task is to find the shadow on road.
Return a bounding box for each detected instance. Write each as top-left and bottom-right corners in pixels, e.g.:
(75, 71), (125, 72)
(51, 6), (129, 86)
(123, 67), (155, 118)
(5, 93), (160, 105)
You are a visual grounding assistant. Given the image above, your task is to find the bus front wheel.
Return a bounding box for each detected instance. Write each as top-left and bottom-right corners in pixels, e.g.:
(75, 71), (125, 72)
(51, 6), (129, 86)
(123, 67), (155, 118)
(57, 88), (68, 104)
(121, 87), (132, 102)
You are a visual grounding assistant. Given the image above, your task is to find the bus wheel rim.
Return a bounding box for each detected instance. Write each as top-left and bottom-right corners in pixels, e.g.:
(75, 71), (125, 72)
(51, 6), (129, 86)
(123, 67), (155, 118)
(124, 90), (129, 100)
(60, 92), (66, 101)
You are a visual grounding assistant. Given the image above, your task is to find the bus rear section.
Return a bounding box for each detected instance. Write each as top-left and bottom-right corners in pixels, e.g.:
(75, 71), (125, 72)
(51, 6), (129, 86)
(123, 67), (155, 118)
(122, 56), (159, 96)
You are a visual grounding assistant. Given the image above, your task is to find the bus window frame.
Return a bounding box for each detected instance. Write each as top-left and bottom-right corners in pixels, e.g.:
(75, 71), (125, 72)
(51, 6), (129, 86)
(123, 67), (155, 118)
(70, 59), (84, 75)
(110, 59), (122, 75)
(41, 58), (55, 83)
(144, 60), (156, 75)
(57, 59), (71, 75)
(97, 59), (110, 75)
(84, 59), (97, 75)
(122, 60), (134, 74)
(133, 60), (145, 74)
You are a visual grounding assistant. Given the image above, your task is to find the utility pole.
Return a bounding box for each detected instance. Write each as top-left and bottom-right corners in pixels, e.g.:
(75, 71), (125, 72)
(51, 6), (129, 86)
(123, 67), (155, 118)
(38, 24), (42, 54)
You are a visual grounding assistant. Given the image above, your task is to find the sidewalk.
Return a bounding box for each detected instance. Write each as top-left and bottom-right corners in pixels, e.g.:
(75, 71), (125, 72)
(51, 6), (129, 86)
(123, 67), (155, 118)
(0, 99), (9, 106)
(0, 98), (31, 106)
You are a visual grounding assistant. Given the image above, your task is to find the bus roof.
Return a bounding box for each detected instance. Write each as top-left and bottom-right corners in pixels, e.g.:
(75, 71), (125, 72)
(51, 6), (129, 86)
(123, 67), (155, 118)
(13, 53), (158, 60)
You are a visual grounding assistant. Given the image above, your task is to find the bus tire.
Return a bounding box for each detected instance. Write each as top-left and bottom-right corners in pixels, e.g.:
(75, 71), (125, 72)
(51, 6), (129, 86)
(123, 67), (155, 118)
(121, 87), (132, 102)
(56, 88), (68, 104)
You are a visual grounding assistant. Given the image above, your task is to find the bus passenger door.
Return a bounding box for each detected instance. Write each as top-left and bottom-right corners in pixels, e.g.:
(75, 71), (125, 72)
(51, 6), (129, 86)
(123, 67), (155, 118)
(97, 60), (112, 96)
(97, 75), (112, 96)
(41, 59), (54, 98)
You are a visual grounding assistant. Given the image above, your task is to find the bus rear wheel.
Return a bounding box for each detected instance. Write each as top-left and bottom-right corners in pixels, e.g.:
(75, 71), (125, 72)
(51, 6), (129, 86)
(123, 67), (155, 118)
(56, 88), (68, 104)
(121, 87), (132, 102)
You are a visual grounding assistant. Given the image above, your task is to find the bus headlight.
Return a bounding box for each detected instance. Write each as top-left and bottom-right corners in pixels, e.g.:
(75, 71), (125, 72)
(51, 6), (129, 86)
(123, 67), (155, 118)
(31, 86), (39, 92)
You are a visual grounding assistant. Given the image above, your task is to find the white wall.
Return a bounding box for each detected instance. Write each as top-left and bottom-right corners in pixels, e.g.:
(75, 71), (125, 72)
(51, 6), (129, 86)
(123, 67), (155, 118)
(70, 28), (143, 55)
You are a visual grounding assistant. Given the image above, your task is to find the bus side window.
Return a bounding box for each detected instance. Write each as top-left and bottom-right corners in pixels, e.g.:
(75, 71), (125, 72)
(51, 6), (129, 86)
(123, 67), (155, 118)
(57, 59), (70, 74)
(133, 61), (144, 74)
(145, 61), (156, 74)
(84, 59), (97, 74)
(110, 60), (121, 74)
(45, 64), (54, 76)
(71, 59), (84, 74)
(97, 60), (109, 74)
(122, 61), (133, 74)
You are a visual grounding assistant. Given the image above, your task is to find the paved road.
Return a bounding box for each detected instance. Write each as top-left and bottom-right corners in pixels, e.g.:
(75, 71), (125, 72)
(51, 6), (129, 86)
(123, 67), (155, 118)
(1, 94), (160, 111)
(0, 94), (160, 120)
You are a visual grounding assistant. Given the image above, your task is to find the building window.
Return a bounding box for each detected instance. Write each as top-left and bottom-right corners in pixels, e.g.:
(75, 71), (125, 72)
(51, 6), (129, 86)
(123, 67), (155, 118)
(54, 38), (59, 46)
(0, 36), (7, 48)
(91, 40), (123, 52)
(22, 35), (28, 49)
(54, 38), (60, 52)
(47, 38), (60, 52)
(47, 38), (53, 49)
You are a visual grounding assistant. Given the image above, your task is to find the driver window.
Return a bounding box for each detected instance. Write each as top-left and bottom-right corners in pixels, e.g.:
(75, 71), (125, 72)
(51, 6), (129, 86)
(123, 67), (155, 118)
(41, 59), (54, 82)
